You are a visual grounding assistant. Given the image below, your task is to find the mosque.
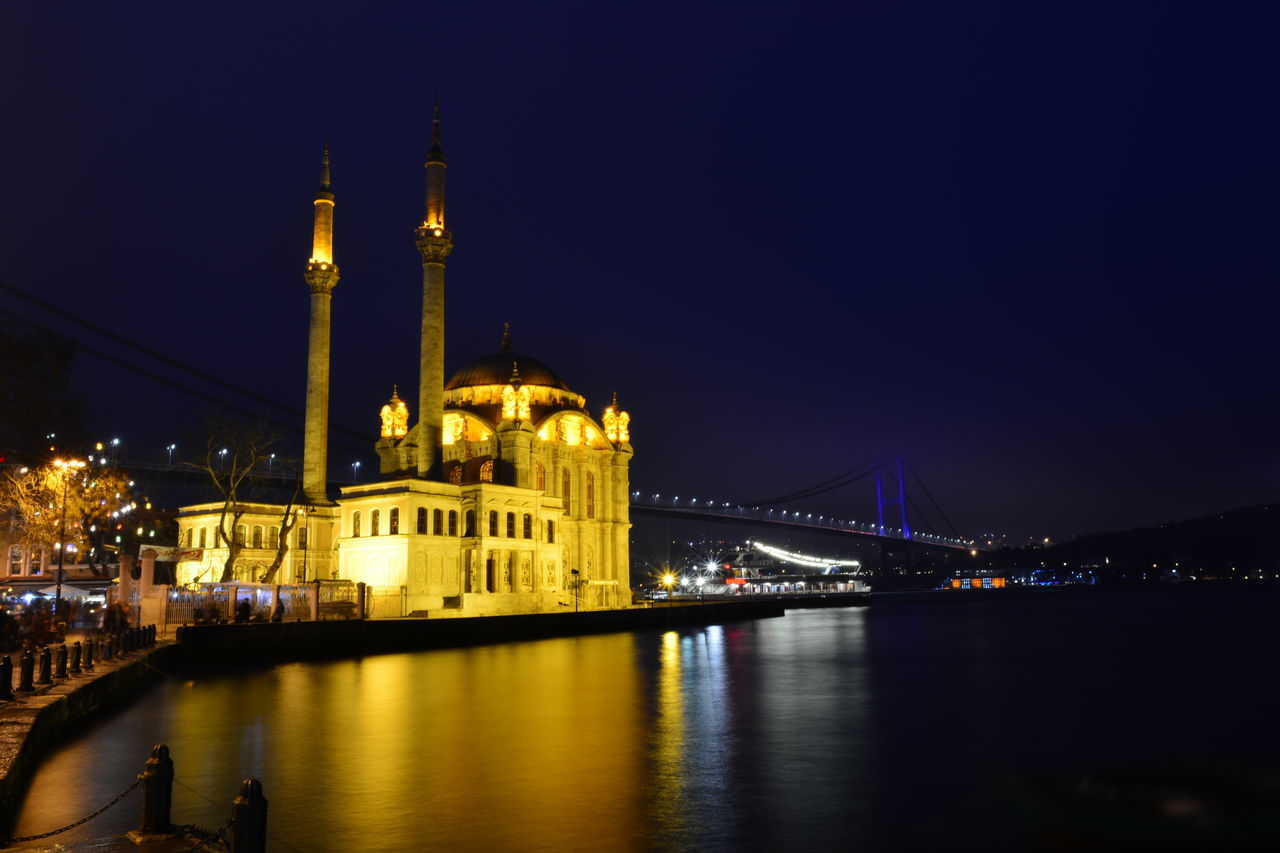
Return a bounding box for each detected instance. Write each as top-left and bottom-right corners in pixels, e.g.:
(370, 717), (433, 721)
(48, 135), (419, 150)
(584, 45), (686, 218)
(176, 111), (635, 615)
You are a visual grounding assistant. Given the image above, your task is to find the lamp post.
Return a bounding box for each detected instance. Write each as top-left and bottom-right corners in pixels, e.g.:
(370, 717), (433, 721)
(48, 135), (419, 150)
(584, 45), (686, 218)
(297, 507), (309, 582)
(662, 572), (675, 609)
(351, 461), (361, 482)
(53, 458), (86, 624)
(166, 443), (176, 467)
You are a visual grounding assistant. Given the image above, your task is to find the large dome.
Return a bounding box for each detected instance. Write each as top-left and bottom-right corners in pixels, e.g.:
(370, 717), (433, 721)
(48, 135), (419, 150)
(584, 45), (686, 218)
(445, 351), (572, 391)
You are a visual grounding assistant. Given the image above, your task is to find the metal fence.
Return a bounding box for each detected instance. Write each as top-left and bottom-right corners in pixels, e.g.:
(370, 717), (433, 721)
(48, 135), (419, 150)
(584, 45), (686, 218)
(165, 581), (359, 624)
(366, 586), (406, 619)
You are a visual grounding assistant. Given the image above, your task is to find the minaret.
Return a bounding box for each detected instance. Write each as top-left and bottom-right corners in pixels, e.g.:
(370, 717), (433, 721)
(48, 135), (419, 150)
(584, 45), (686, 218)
(302, 146), (340, 504)
(414, 105), (453, 478)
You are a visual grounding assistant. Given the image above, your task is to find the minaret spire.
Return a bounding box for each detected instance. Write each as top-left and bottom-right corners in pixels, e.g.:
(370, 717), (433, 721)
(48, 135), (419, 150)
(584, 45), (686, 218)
(415, 105), (454, 479)
(303, 145), (341, 504)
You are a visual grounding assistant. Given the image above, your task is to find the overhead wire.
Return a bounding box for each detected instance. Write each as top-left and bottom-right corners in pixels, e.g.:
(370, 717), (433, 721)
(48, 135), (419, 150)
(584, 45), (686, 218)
(0, 278), (369, 444)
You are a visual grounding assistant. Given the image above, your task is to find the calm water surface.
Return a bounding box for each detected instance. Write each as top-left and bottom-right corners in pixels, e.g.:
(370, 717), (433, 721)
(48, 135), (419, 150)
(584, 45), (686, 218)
(13, 585), (1279, 851)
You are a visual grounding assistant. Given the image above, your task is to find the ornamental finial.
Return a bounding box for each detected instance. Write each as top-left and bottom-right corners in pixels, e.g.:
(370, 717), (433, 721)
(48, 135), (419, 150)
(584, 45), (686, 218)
(501, 322), (511, 353)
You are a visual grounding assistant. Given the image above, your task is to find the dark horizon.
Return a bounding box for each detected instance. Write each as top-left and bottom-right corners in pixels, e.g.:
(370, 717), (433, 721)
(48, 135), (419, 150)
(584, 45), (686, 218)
(3, 1), (1278, 542)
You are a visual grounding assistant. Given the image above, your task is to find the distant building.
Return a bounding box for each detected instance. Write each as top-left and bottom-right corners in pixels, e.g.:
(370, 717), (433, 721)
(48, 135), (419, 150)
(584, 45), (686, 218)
(178, 110), (634, 614)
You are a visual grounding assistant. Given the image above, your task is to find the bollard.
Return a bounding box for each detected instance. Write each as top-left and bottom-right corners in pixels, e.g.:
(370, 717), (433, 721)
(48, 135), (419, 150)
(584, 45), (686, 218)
(55, 643), (68, 679)
(0, 655), (12, 701)
(139, 744), (175, 834)
(84, 637), (95, 670)
(18, 649), (35, 692)
(149, 624), (156, 645)
(37, 646), (52, 685)
(229, 778), (268, 853)
(70, 641), (82, 674)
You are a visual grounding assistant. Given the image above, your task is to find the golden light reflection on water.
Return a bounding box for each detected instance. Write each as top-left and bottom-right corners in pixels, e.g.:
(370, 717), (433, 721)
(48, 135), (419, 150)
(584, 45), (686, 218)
(14, 619), (842, 852)
(651, 631), (686, 839)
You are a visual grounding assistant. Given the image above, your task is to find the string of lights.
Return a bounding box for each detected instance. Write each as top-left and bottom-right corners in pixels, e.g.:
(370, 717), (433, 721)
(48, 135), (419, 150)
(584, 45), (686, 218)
(750, 540), (862, 570)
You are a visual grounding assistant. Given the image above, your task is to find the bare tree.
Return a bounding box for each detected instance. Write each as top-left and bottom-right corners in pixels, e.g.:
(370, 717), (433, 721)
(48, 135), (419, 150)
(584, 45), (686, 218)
(186, 422), (275, 583)
(260, 476), (302, 584)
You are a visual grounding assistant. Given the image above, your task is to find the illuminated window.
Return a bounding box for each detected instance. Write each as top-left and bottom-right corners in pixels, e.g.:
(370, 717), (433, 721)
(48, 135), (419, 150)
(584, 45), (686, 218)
(523, 513), (532, 539)
(464, 510), (475, 537)
(252, 526), (263, 549)
(29, 547), (41, 575)
(480, 460), (494, 482)
(586, 473), (595, 519)
(535, 462), (545, 491)
(372, 509), (381, 536)
(448, 510), (457, 537)
(268, 527), (279, 549)
(488, 510), (498, 537)
(562, 469), (571, 514)
(417, 507), (427, 534)
(8, 546), (22, 575)
(352, 511), (361, 538)
(506, 512), (516, 538)
(434, 508), (444, 536)
(390, 507), (399, 535)
(199, 527), (207, 548)
(448, 465), (462, 485)
(547, 520), (555, 544)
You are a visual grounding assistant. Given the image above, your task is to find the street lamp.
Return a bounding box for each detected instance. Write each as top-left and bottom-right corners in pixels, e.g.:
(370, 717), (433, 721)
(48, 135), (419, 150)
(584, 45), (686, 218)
(218, 448), (228, 470)
(351, 461), (361, 482)
(296, 507), (309, 582)
(53, 458), (86, 625)
(268, 453), (276, 474)
(165, 443), (176, 466)
(662, 572), (675, 607)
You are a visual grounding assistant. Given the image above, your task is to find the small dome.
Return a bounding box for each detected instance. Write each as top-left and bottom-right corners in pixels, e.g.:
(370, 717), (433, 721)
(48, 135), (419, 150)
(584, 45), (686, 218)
(445, 351), (571, 391)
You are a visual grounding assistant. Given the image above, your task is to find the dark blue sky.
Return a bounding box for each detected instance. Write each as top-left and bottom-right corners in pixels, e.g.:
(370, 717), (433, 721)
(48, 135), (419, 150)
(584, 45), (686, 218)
(2, 1), (1277, 540)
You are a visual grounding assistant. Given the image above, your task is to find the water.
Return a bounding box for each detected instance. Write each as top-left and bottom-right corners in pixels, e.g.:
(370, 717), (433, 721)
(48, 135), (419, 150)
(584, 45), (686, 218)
(12, 585), (1280, 851)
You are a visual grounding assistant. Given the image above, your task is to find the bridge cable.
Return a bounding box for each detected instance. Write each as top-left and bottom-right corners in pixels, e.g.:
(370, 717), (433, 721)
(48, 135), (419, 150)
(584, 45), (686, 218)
(735, 459), (884, 508)
(0, 305), (369, 458)
(0, 279), (369, 443)
(908, 466), (961, 538)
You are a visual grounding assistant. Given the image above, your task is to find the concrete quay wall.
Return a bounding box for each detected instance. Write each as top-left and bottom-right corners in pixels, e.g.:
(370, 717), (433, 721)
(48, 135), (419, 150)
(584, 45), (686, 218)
(174, 600), (788, 664)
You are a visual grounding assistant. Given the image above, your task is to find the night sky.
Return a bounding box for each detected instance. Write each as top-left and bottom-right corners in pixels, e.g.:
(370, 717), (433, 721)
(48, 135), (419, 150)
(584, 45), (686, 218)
(3, 1), (1277, 541)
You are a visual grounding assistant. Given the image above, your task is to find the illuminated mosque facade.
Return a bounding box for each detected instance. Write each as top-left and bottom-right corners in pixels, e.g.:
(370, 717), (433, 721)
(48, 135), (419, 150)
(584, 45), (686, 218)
(178, 111), (634, 614)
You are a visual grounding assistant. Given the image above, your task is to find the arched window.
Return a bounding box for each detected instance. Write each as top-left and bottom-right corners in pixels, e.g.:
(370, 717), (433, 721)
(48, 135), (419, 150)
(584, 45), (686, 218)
(464, 510), (475, 537)
(235, 525), (247, 546)
(433, 508), (444, 535)
(535, 462), (545, 491)
(199, 527), (207, 549)
(488, 510), (498, 537)
(547, 520), (555, 544)
(269, 527), (279, 549)
(352, 511), (361, 538)
(417, 507), (427, 534)
(371, 509), (381, 536)
(562, 469), (572, 515)
(448, 465), (462, 485)
(389, 507), (400, 535)
(448, 510), (458, 536)
(586, 473), (595, 518)
(298, 526), (308, 550)
(480, 460), (494, 482)
(252, 526), (263, 549)
(522, 513), (532, 539)
(506, 512), (516, 538)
